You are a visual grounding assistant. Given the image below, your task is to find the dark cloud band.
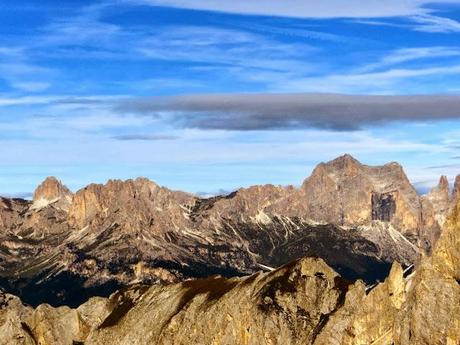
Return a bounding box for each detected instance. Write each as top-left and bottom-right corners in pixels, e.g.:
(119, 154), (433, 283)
(116, 93), (460, 131)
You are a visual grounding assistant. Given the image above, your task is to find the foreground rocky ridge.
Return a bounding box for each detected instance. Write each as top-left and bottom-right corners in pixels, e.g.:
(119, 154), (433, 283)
(0, 155), (458, 307)
(1, 199), (460, 345)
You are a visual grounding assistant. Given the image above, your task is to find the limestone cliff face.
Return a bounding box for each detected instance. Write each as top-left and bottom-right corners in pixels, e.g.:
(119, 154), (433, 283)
(33, 177), (72, 202)
(32, 176), (73, 211)
(0, 197), (29, 231)
(1, 199), (459, 345)
(201, 155), (428, 238)
(425, 176), (450, 221)
(67, 177), (194, 232)
(0, 258), (348, 345)
(389, 195), (460, 344)
(452, 174), (460, 205)
(0, 155), (451, 308)
(301, 155), (424, 238)
(61, 155), (438, 241)
(317, 194), (460, 345)
(419, 176), (449, 250)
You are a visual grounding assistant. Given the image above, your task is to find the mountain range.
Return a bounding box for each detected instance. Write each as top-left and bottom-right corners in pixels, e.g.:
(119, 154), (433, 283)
(3, 201), (459, 344)
(1, 154), (460, 344)
(0, 154), (457, 308)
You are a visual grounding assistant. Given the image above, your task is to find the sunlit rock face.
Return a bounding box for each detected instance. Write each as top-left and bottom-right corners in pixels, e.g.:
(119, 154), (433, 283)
(301, 155), (422, 233)
(32, 176), (73, 211)
(0, 155), (453, 309)
(0, 258), (354, 345)
(1, 198), (460, 345)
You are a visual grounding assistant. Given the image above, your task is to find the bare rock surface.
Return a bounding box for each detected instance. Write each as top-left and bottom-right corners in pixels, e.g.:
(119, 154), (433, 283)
(32, 176), (73, 211)
(301, 155), (421, 234)
(0, 155), (455, 308)
(1, 197), (459, 344)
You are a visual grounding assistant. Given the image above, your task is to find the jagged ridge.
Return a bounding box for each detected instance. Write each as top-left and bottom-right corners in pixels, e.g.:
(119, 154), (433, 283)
(1, 197), (459, 344)
(0, 155), (458, 307)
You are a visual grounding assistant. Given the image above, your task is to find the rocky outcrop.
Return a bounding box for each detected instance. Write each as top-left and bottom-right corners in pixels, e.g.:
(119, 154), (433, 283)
(67, 177), (194, 230)
(301, 155), (425, 239)
(424, 176), (450, 225)
(1, 198), (459, 344)
(32, 176), (73, 211)
(452, 174), (460, 205)
(315, 191), (460, 345)
(419, 176), (449, 251)
(0, 197), (30, 231)
(0, 155), (453, 308)
(199, 155), (428, 238)
(356, 189), (460, 344)
(0, 258), (351, 345)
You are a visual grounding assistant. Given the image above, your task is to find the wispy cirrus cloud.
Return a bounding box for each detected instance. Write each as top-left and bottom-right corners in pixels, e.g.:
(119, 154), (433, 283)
(3, 0), (460, 97)
(426, 163), (460, 169)
(112, 134), (179, 141)
(2, 0), (460, 196)
(220, 21), (349, 43)
(127, 0), (428, 18)
(135, 25), (315, 75)
(0, 103), (158, 140)
(272, 64), (460, 93)
(0, 62), (55, 92)
(359, 46), (460, 72)
(4, 7), (318, 93)
(411, 14), (460, 33)
(353, 13), (460, 34)
(0, 95), (60, 106)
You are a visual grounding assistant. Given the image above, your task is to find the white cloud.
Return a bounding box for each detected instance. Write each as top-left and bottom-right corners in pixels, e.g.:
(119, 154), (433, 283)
(359, 47), (460, 72)
(128, 0), (428, 18)
(10, 82), (51, 92)
(0, 95), (126, 107)
(275, 64), (460, 93)
(0, 96), (59, 106)
(0, 61), (56, 92)
(411, 14), (460, 33)
(353, 13), (460, 34)
(40, 18), (122, 46)
(136, 25), (313, 71)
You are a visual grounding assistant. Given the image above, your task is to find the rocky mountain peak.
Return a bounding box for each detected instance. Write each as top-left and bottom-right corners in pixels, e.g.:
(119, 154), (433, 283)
(439, 175), (449, 191)
(307, 155), (406, 184)
(67, 177), (194, 229)
(301, 155), (354, 191)
(32, 176), (73, 210)
(33, 177), (70, 201)
(0, 155), (453, 312)
(328, 153), (362, 168)
(427, 175), (449, 199)
(320, 154), (365, 179)
(299, 155), (423, 237)
(452, 174), (460, 203)
(383, 161), (407, 178)
(1, 157), (460, 345)
(1, 202), (460, 345)
(422, 175), (451, 230)
(432, 198), (460, 279)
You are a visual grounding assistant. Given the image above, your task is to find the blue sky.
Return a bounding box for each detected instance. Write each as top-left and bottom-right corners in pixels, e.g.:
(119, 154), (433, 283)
(2, 0), (460, 196)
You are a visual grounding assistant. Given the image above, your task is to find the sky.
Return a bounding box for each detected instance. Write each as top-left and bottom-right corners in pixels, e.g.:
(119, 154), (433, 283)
(2, 0), (460, 196)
